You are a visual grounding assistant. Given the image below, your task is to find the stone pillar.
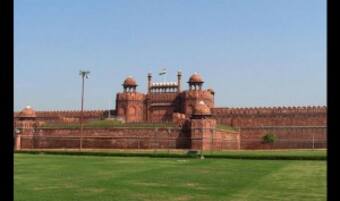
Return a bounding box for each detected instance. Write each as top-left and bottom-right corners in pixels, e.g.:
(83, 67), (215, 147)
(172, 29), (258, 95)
(190, 118), (216, 151)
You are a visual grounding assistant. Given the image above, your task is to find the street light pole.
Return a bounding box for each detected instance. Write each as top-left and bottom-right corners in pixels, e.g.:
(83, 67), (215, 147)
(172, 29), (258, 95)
(79, 70), (90, 151)
(108, 100), (111, 119)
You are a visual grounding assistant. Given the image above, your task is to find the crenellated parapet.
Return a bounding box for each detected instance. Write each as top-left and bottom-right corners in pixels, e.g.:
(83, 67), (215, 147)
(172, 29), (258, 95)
(212, 106), (327, 115)
(34, 110), (109, 117)
(212, 106), (327, 127)
(14, 109), (113, 126)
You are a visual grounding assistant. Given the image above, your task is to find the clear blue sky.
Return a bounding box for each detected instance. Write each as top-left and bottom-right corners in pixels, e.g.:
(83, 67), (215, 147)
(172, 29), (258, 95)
(14, 0), (326, 111)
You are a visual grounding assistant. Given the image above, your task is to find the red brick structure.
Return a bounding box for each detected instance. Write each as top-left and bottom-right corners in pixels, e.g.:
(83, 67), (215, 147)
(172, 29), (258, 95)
(18, 127), (191, 150)
(14, 106), (38, 150)
(116, 76), (145, 122)
(239, 126), (326, 149)
(211, 106), (327, 149)
(14, 72), (327, 150)
(190, 101), (217, 151)
(14, 110), (110, 124)
(115, 72), (215, 122)
(211, 106), (326, 127)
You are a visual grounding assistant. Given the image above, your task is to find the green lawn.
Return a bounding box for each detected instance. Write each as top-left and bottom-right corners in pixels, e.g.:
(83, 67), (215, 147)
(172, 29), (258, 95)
(205, 149), (327, 159)
(16, 149), (327, 160)
(40, 119), (177, 129)
(39, 119), (237, 130)
(14, 153), (326, 201)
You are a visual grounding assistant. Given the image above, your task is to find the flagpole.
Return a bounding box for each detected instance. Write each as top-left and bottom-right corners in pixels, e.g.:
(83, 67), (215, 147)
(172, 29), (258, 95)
(159, 68), (167, 82)
(164, 68), (167, 82)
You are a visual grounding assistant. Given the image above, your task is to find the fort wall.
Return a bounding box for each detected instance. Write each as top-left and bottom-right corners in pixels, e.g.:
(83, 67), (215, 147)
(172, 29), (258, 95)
(15, 106), (327, 127)
(19, 128), (191, 149)
(17, 127), (241, 150)
(16, 126), (326, 150)
(14, 71), (327, 150)
(14, 110), (115, 122)
(239, 126), (327, 149)
(212, 106), (326, 127)
(211, 129), (240, 150)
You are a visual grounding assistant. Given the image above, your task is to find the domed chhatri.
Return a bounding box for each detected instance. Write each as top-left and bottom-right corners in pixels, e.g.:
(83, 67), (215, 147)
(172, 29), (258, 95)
(188, 72), (204, 90)
(188, 72), (204, 84)
(122, 76), (138, 92)
(18, 105), (37, 118)
(123, 76), (137, 87)
(192, 101), (211, 117)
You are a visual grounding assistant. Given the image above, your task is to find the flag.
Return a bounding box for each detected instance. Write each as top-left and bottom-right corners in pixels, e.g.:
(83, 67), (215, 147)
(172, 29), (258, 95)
(159, 68), (167, 76)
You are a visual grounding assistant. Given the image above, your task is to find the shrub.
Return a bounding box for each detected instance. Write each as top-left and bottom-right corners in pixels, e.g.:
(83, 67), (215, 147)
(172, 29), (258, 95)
(262, 133), (277, 144)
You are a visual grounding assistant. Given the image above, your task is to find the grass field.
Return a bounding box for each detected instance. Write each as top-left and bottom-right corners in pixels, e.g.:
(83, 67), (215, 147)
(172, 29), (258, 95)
(16, 149), (327, 160)
(39, 119), (237, 131)
(40, 119), (177, 129)
(14, 153), (326, 201)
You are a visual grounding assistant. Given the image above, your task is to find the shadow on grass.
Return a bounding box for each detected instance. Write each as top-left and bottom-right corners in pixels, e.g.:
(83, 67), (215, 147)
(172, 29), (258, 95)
(15, 149), (326, 161)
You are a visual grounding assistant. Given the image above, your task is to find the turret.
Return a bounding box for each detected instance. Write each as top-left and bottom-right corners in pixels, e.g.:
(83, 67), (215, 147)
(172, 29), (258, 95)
(147, 73), (152, 93)
(184, 73), (214, 115)
(190, 101), (216, 151)
(177, 71), (182, 92)
(188, 72), (204, 90)
(116, 76), (145, 122)
(122, 76), (137, 92)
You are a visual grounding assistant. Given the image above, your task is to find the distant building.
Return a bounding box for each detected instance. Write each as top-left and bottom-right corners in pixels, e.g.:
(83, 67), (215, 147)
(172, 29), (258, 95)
(13, 71), (327, 150)
(116, 72), (214, 122)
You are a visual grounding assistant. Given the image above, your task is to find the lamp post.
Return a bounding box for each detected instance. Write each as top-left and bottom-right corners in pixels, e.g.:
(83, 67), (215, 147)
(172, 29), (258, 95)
(108, 100), (111, 119)
(79, 70), (90, 151)
(200, 131), (204, 160)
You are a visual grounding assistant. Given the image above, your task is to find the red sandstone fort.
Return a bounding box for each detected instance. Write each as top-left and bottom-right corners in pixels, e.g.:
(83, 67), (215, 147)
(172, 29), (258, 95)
(14, 72), (327, 150)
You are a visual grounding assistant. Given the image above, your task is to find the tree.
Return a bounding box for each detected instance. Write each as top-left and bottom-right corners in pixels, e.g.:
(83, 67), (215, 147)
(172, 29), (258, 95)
(262, 133), (277, 144)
